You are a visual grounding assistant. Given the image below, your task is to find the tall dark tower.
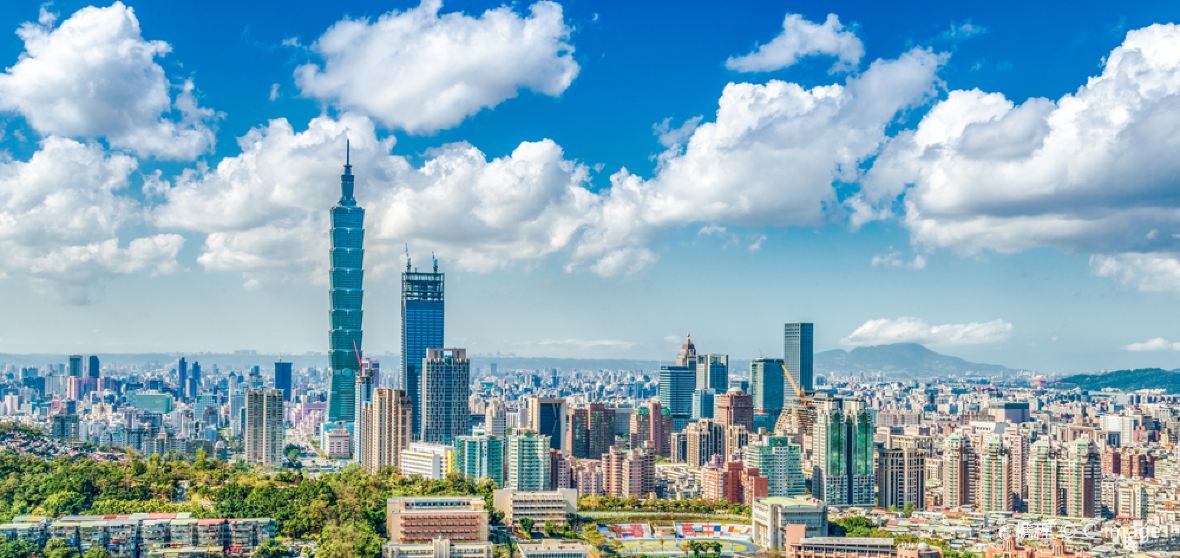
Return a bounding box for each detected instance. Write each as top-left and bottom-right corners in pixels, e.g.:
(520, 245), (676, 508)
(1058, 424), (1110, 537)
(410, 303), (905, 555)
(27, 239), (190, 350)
(401, 253), (444, 439)
(328, 141), (365, 423)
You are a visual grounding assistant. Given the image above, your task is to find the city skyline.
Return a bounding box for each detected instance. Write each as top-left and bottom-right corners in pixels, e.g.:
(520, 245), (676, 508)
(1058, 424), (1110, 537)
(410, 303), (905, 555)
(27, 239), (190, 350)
(1, 1), (1180, 373)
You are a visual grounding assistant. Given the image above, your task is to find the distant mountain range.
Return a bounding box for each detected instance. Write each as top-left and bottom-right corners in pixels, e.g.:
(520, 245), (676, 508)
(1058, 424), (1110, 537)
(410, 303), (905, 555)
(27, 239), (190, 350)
(1054, 368), (1180, 393)
(815, 343), (1017, 379)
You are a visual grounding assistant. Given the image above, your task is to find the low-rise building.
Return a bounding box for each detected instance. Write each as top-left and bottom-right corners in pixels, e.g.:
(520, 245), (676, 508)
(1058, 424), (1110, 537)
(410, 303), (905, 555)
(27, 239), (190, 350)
(383, 539), (495, 558)
(493, 488), (578, 529)
(516, 541), (593, 558)
(386, 497), (489, 545)
(752, 496), (828, 549)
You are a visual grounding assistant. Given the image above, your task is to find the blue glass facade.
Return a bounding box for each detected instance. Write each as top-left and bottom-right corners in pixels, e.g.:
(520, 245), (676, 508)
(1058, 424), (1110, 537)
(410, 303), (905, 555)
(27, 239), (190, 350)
(658, 365), (695, 432)
(783, 323), (814, 405)
(328, 151), (364, 423)
(751, 357), (785, 432)
(274, 361), (292, 402)
(401, 261), (444, 438)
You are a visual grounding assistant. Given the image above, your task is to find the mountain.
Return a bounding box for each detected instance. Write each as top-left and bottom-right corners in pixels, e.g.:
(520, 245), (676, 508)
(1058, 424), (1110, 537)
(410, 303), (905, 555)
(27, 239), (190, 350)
(1054, 368), (1180, 393)
(815, 343), (1016, 379)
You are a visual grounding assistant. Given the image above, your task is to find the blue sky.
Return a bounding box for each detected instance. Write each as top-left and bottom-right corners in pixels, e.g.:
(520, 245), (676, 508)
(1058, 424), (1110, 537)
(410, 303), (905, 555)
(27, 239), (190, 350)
(1, 0), (1179, 373)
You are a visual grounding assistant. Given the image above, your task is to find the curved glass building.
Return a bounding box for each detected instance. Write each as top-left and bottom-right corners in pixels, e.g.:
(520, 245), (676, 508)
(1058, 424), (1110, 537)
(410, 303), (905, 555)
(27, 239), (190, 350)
(328, 146), (364, 423)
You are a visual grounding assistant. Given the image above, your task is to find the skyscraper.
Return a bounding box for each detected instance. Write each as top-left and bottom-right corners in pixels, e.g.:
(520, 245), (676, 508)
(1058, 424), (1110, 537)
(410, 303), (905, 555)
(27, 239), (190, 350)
(1064, 437), (1100, 517)
(715, 390), (755, 431)
(783, 323), (814, 406)
(455, 434), (505, 486)
(245, 389), (285, 467)
(359, 388), (412, 473)
(696, 354), (729, 392)
(178, 357), (188, 400)
(188, 361), (202, 399)
(813, 397), (875, 506)
(658, 364), (695, 431)
(744, 437), (804, 497)
(274, 361), (293, 402)
(353, 358), (380, 460)
(527, 397), (566, 451)
(566, 403), (614, 459)
(420, 348), (470, 445)
(485, 399), (507, 438)
(87, 356), (100, 379)
(976, 435), (1012, 512)
(750, 358), (785, 432)
(68, 355), (83, 378)
(876, 447), (925, 510)
(402, 255), (444, 438)
(1026, 440), (1059, 515)
(328, 144), (365, 424)
(629, 400), (672, 456)
(943, 433), (974, 509)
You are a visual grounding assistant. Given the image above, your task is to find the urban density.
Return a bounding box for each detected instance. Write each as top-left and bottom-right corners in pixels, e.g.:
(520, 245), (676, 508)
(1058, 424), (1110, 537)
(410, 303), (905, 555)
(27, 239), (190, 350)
(2, 1), (1180, 558)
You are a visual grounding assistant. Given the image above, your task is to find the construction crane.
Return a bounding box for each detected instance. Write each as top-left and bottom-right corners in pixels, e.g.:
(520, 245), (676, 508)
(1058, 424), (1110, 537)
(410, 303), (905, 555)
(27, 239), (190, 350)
(774, 363), (815, 436)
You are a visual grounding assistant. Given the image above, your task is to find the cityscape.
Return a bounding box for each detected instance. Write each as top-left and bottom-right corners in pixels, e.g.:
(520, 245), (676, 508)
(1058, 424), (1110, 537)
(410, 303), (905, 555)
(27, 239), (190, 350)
(2, 2), (1180, 558)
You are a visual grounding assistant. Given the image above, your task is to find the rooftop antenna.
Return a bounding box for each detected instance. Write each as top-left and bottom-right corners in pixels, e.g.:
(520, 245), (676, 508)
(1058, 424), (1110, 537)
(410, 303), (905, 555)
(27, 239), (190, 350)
(432, 251), (438, 273)
(344, 137), (352, 174)
(405, 243), (411, 272)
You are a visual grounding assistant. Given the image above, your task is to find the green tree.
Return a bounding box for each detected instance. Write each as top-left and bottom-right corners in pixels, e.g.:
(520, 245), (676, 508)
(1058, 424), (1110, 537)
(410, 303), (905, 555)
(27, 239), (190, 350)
(252, 538), (292, 558)
(317, 521), (381, 558)
(42, 538), (78, 558)
(519, 517), (535, 535)
(0, 540), (38, 558)
(82, 547), (111, 558)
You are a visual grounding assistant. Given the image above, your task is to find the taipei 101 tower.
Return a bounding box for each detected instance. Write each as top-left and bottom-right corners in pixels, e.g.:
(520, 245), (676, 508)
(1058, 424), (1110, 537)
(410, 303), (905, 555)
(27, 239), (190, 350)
(327, 142), (364, 424)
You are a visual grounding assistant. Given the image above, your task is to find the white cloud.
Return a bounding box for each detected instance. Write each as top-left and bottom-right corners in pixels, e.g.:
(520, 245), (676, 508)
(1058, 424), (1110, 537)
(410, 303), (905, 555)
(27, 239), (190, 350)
(726, 13), (863, 72)
(1091, 253), (1180, 295)
(857, 24), (1180, 294)
(843, 317), (1014, 347)
(153, 113), (602, 284)
(940, 21), (988, 41)
(0, 2), (215, 160)
(0, 137), (183, 303)
(1122, 337), (1180, 352)
(295, 0), (578, 133)
(871, 251), (927, 269)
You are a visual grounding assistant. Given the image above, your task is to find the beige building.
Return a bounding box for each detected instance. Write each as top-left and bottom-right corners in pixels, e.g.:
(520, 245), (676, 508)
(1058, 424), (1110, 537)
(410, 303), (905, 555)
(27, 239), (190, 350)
(244, 389), (284, 466)
(382, 539), (494, 558)
(360, 388), (413, 473)
(492, 488), (577, 529)
(386, 497), (489, 545)
(751, 496), (827, 550)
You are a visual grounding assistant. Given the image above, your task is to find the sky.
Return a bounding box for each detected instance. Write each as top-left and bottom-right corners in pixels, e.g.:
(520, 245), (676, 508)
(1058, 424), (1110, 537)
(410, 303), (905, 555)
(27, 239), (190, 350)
(1, 0), (1180, 373)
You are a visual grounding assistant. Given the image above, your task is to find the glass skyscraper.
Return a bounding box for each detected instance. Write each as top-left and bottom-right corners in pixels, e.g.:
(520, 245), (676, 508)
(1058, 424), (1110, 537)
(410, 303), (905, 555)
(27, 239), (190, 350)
(401, 257), (444, 438)
(783, 323), (814, 405)
(750, 357), (785, 432)
(420, 348), (470, 445)
(273, 361), (292, 402)
(327, 145), (365, 423)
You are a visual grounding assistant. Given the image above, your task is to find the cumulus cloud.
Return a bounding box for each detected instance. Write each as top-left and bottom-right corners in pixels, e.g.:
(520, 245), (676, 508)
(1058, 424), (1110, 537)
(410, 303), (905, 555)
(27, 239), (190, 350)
(0, 2), (215, 160)
(842, 317), (1014, 347)
(0, 137), (183, 303)
(857, 24), (1180, 294)
(295, 0), (578, 133)
(153, 113), (604, 283)
(1122, 337), (1180, 352)
(726, 13), (863, 72)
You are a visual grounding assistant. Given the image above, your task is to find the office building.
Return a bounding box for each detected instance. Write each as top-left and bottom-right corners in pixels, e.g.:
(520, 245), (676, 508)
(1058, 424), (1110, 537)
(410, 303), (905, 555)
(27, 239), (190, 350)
(383, 540), (493, 558)
(402, 255), (444, 438)
(783, 323), (814, 406)
(675, 335), (698, 367)
(691, 389), (715, 421)
(658, 364), (695, 432)
(273, 361), (292, 402)
(386, 497), (488, 544)
(360, 388), (413, 473)
(751, 496), (828, 549)
(68, 355), (83, 378)
(87, 355), (100, 380)
(527, 397), (566, 451)
(751, 358), (785, 432)
(745, 437), (805, 497)
(696, 354), (729, 393)
(812, 398), (875, 507)
(178, 357), (188, 400)
(400, 443), (451, 480)
(328, 146), (365, 424)
(420, 348), (470, 445)
(876, 447), (926, 510)
(244, 389), (284, 467)
(455, 435), (505, 487)
(565, 403), (614, 459)
(507, 432), (551, 491)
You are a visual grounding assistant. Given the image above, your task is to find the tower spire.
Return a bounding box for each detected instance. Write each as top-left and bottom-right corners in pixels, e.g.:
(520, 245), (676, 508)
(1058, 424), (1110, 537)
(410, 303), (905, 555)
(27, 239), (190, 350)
(344, 138), (352, 175)
(339, 137), (355, 204)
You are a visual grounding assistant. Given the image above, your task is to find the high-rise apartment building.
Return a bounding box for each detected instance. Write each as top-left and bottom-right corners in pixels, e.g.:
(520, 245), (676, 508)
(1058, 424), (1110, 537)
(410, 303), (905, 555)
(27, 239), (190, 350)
(507, 432), (551, 491)
(877, 447), (925, 510)
(976, 435), (1012, 512)
(813, 398), (875, 506)
(715, 390), (755, 431)
(783, 323), (814, 406)
(696, 354), (729, 393)
(244, 389), (284, 467)
(943, 433), (974, 509)
(751, 358), (785, 432)
(359, 388), (412, 473)
(328, 147), (365, 424)
(629, 400), (672, 456)
(273, 361), (292, 402)
(744, 436), (805, 497)
(681, 419), (725, 467)
(603, 446), (656, 498)
(455, 434), (505, 487)
(1064, 438), (1100, 517)
(401, 256), (444, 438)
(527, 397), (566, 451)
(1026, 439), (1059, 516)
(485, 399), (507, 438)
(420, 348), (470, 445)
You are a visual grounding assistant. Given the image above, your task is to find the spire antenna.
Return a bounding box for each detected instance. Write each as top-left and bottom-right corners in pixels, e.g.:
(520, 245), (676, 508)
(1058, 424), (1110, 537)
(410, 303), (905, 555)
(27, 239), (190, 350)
(346, 138), (350, 166)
